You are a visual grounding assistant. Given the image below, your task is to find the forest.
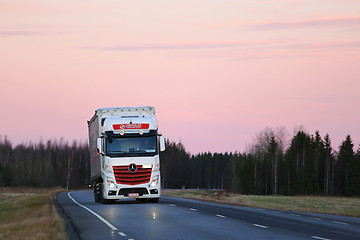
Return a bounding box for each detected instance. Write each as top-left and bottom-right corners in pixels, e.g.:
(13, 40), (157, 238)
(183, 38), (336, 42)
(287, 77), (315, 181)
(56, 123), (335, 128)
(1, 128), (359, 196)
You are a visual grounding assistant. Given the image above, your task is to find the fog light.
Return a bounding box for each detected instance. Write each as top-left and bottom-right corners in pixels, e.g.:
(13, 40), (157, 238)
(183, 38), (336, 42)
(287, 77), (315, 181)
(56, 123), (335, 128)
(150, 189), (158, 194)
(108, 190), (117, 196)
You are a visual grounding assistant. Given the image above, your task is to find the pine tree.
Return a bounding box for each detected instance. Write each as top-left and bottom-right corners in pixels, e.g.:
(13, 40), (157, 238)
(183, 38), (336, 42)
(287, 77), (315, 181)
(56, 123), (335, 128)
(338, 135), (354, 195)
(323, 134), (333, 195)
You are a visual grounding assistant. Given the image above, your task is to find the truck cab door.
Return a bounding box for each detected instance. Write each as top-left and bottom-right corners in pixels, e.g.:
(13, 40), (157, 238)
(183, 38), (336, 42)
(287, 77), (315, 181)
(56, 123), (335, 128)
(97, 137), (105, 155)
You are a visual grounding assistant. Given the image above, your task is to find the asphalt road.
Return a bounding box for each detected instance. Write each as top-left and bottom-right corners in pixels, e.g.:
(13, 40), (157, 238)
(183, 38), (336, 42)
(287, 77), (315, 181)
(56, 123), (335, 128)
(56, 191), (360, 240)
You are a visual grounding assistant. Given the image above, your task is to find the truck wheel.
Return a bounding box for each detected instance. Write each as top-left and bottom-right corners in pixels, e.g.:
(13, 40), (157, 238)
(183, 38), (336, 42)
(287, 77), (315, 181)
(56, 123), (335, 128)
(94, 184), (100, 203)
(99, 184), (106, 204)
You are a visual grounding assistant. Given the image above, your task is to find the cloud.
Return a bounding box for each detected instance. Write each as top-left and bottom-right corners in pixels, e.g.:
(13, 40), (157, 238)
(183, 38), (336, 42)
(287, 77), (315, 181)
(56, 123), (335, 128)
(246, 16), (360, 30)
(0, 31), (48, 36)
(85, 39), (290, 51)
(287, 40), (360, 49)
(169, 39), (360, 61)
(86, 38), (360, 54)
(82, 39), (360, 62)
(252, 17), (360, 29)
(98, 42), (244, 51)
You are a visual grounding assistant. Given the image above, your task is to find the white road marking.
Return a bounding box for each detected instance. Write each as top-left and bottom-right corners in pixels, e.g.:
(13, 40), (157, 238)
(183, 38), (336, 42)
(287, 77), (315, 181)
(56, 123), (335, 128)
(216, 214), (226, 218)
(309, 217), (322, 221)
(170, 204), (176, 207)
(253, 224), (269, 229)
(333, 221), (349, 225)
(311, 236), (331, 240)
(189, 208), (197, 211)
(290, 213), (300, 217)
(118, 232), (127, 237)
(67, 192), (118, 231)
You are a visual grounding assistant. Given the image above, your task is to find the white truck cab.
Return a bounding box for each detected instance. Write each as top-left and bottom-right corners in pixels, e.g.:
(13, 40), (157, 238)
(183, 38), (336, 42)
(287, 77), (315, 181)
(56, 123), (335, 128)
(88, 106), (165, 204)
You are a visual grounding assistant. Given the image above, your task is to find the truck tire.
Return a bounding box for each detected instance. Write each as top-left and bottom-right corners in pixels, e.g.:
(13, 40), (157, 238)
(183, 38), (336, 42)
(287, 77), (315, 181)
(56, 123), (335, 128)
(99, 183), (105, 204)
(94, 183), (100, 203)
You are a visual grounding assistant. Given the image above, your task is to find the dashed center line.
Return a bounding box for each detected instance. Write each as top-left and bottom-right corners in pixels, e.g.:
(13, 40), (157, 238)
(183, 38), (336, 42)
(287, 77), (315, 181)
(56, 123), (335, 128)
(189, 208), (197, 211)
(289, 213), (300, 217)
(309, 217), (322, 221)
(216, 214), (226, 218)
(253, 224), (269, 229)
(170, 204), (176, 207)
(333, 221), (349, 225)
(311, 236), (331, 240)
(118, 232), (127, 237)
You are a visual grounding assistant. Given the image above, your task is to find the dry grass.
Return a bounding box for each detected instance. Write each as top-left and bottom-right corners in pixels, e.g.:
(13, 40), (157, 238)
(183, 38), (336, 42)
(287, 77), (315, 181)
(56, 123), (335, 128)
(162, 189), (360, 217)
(0, 187), (68, 240)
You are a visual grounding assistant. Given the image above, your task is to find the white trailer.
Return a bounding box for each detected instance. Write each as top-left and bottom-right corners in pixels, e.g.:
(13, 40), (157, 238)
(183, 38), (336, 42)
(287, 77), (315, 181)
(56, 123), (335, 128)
(88, 106), (165, 204)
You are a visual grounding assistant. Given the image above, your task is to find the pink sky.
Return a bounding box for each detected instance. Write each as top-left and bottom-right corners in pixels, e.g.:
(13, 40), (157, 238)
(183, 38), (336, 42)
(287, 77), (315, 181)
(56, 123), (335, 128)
(1, 0), (359, 154)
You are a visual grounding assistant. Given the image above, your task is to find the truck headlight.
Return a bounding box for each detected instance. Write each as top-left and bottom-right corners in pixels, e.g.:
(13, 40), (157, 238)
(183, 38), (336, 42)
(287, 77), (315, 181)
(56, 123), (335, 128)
(107, 178), (116, 188)
(150, 175), (159, 187)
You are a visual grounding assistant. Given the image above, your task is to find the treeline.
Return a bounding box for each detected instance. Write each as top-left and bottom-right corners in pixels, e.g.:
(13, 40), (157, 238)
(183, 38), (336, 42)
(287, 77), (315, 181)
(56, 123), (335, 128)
(1, 129), (359, 196)
(160, 129), (360, 196)
(0, 136), (89, 189)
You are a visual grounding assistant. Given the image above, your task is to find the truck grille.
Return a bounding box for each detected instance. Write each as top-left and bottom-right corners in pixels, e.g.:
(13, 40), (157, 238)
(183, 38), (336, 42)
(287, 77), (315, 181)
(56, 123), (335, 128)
(113, 165), (152, 185)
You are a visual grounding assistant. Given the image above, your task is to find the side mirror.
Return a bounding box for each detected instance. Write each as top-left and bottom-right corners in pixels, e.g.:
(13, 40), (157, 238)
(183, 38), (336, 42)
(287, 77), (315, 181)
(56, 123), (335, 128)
(97, 137), (104, 155)
(159, 136), (166, 152)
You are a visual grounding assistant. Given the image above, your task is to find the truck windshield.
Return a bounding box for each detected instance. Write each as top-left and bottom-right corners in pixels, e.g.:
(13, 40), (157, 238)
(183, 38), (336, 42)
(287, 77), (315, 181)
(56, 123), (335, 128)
(106, 136), (157, 157)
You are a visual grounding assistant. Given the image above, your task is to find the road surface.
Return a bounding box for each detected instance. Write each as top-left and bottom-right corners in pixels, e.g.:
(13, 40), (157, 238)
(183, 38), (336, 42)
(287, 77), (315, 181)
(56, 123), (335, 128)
(56, 191), (360, 240)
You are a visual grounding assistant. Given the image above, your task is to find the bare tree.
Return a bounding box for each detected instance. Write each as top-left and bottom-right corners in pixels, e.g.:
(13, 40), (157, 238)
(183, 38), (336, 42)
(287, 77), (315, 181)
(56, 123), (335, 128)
(249, 126), (288, 195)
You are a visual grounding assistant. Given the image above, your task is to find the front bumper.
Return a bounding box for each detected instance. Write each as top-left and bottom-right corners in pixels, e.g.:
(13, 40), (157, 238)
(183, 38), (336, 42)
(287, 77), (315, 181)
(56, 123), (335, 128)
(104, 185), (161, 199)
(102, 172), (161, 200)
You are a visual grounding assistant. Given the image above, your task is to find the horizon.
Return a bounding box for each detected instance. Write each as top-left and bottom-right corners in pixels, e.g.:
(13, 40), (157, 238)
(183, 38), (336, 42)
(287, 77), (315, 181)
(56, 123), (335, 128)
(1, 126), (358, 156)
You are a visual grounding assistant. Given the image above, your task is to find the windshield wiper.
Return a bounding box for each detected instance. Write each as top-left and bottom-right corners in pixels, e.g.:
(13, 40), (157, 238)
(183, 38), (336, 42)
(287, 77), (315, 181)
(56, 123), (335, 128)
(129, 149), (154, 156)
(109, 150), (126, 155)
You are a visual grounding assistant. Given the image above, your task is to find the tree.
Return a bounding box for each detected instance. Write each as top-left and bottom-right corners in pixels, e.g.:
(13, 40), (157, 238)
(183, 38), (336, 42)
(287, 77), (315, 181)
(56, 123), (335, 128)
(338, 135), (354, 195)
(267, 136), (281, 195)
(323, 134), (334, 195)
(347, 146), (360, 195)
(286, 130), (312, 194)
(249, 127), (287, 195)
(311, 131), (324, 194)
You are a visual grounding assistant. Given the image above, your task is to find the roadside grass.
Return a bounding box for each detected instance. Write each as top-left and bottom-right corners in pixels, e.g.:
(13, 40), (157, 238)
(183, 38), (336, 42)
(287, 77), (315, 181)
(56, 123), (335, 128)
(0, 187), (67, 240)
(162, 189), (360, 217)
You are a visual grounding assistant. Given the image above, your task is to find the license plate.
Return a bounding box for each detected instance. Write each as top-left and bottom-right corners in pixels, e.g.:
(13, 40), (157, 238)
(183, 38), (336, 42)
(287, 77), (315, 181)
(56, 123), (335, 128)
(128, 193), (139, 198)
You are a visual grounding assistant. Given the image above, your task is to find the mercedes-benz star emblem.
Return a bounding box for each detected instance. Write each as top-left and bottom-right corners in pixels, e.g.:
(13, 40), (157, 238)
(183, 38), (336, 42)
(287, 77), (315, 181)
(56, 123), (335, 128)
(128, 163), (137, 173)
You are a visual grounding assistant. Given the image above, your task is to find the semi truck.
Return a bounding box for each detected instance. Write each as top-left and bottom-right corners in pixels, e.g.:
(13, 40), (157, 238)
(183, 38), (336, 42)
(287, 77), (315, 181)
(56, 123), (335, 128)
(88, 106), (165, 204)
